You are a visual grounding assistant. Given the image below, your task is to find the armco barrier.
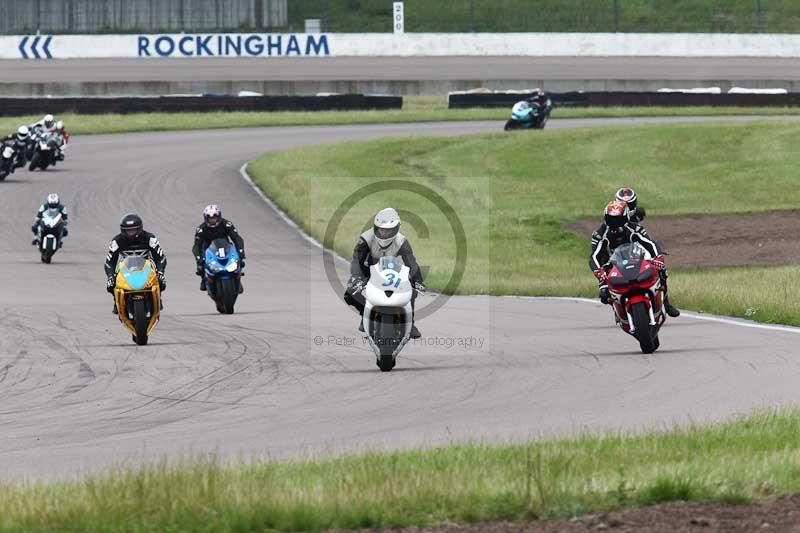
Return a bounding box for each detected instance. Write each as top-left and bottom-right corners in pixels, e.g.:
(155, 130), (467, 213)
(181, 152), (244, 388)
(0, 94), (402, 117)
(448, 92), (800, 109)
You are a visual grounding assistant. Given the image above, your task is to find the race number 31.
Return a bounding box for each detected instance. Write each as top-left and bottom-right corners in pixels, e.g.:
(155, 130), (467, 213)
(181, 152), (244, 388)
(393, 2), (404, 34)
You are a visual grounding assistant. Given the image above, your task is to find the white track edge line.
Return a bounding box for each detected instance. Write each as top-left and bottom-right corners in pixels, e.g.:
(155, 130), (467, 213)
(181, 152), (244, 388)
(239, 163), (800, 334)
(239, 162), (348, 264)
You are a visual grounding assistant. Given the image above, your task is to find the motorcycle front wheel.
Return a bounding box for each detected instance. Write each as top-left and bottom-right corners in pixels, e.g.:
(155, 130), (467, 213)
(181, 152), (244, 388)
(631, 302), (657, 354)
(133, 298), (149, 345)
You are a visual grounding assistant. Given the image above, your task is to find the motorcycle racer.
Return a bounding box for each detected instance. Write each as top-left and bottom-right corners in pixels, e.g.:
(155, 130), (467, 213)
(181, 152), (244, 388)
(2, 126), (30, 168)
(345, 207), (425, 339)
(32, 193), (68, 246)
(589, 201), (680, 318)
(105, 213), (167, 314)
(29, 114), (57, 134)
(192, 205), (245, 293)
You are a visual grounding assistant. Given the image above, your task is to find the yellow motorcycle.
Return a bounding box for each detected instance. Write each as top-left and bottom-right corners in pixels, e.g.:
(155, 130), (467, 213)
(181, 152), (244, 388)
(113, 251), (161, 345)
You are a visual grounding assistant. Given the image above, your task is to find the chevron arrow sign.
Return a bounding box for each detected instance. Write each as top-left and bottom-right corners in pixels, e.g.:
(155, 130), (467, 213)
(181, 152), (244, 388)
(18, 35), (53, 59)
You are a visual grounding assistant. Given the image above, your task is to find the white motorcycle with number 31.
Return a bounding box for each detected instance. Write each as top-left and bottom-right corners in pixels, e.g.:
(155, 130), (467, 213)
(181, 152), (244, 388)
(361, 256), (414, 372)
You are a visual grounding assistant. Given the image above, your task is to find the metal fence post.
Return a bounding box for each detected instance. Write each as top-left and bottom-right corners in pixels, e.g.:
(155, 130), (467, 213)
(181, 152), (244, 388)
(756, 0), (764, 32)
(470, 0), (475, 32)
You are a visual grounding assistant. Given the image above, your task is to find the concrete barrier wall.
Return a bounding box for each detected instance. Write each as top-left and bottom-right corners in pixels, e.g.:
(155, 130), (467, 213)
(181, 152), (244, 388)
(0, 0), (288, 34)
(5, 32), (800, 59)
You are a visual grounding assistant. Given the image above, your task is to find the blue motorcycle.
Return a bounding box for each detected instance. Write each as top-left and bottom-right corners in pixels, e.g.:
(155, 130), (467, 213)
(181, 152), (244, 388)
(504, 100), (550, 131)
(204, 238), (242, 314)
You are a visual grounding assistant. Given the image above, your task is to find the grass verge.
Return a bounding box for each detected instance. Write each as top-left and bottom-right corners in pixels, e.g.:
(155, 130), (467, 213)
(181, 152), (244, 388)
(249, 120), (800, 325)
(2, 99), (800, 136)
(4, 409), (800, 531)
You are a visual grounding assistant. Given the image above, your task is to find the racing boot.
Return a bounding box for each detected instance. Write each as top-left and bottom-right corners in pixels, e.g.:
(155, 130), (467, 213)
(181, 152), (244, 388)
(112, 302), (118, 315)
(664, 295), (680, 318)
(238, 280), (244, 294)
(200, 277), (206, 291)
(410, 324), (421, 339)
(358, 319), (365, 333)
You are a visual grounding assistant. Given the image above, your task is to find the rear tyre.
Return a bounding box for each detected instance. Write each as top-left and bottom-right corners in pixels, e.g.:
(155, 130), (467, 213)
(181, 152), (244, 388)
(631, 302), (657, 354)
(218, 278), (237, 314)
(133, 298), (149, 346)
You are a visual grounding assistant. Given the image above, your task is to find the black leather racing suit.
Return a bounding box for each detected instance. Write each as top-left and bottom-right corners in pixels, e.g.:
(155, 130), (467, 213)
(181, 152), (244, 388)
(104, 231), (167, 288)
(589, 222), (660, 272)
(2, 134), (29, 167)
(628, 206), (646, 224)
(192, 218), (245, 273)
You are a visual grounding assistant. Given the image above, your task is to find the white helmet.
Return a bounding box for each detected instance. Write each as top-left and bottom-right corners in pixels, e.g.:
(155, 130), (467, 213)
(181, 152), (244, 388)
(55, 120), (64, 131)
(373, 207), (400, 248)
(43, 114), (54, 128)
(46, 193), (60, 208)
(16, 125), (28, 140)
(203, 204), (222, 227)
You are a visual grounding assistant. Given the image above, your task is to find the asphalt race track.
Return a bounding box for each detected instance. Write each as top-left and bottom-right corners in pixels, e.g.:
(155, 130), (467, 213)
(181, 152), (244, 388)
(3, 118), (800, 481)
(6, 56), (800, 83)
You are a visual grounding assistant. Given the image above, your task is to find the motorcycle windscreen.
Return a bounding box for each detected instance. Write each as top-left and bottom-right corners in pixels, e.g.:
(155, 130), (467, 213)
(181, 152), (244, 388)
(609, 242), (651, 283)
(120, 257), (152, 290)
(206, 239), (238, 271)
(377, 255), (402, 273)
(41, 208), (61, 227)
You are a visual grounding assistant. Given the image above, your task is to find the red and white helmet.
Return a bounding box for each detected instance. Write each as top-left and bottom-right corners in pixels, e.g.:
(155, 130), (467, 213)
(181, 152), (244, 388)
(604, 200), (629, 230)
(203, 204), (222, 227)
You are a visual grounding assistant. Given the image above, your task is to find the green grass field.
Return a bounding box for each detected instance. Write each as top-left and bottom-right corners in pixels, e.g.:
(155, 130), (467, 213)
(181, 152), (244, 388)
(287, 0), (800, 33)
(3, 409), (800, 531)
(3, 102), (800, 137)
(249, 120), (800, 326)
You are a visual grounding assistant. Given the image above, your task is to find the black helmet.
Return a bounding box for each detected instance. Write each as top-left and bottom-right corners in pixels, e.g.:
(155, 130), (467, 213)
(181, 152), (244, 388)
(615, 187), (637, 211)
(119, 213), (143, 241)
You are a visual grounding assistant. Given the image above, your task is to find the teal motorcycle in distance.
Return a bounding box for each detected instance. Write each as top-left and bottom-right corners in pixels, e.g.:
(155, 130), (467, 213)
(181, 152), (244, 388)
(504, 99), (551, 131)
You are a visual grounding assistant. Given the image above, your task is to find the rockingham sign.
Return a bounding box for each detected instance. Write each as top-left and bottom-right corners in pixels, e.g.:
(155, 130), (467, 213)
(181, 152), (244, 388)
(5, 32), (800, 59)
(137, 33), (330, 57)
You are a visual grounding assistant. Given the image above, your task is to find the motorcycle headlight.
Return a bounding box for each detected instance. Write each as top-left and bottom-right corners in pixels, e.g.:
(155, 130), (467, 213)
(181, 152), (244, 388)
(208, 261), (223, 273)
(225, 260), (238, 272)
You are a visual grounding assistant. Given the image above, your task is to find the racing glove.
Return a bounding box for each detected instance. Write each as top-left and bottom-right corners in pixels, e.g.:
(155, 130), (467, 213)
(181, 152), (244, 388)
(158, 272), (166, 291)
(652, 255), (666, 271)
(347, 276), (367, 295)
(413, 281), (427, 294)
(106, 276), (115, 293)
(599, 284), (610, 305)
(593, 268), (608, 283)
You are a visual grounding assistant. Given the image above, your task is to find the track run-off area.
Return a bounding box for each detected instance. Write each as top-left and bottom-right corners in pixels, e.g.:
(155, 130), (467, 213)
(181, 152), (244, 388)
(2, 117), (800, 481)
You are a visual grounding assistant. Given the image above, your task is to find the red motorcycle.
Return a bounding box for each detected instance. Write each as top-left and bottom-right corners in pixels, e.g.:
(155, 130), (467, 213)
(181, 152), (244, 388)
(606, 242), (666, 354)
